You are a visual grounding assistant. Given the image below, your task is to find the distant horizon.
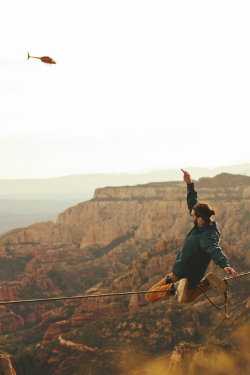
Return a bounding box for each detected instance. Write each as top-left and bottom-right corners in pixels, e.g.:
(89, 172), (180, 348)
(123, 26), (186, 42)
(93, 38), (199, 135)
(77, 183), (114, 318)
(1, 131), (249, 180)
(1, 162), (250, 180)
(0, 162), (250, 234)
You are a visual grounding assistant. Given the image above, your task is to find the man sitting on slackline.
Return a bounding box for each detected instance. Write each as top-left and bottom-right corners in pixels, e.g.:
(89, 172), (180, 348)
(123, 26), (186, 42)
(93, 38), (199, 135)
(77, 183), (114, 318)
(146, 170), (236, 304)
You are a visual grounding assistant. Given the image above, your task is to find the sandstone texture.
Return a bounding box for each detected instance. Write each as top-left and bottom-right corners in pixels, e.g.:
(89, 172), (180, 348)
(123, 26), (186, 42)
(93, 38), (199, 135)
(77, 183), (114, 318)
(2, 236), (250, 375)
(0, 173), (250, 374)
(0, 355), (16, 375)
(1, 173), (250, 251)
(43, 320), (70, 343)
(0, 173), (249, 337)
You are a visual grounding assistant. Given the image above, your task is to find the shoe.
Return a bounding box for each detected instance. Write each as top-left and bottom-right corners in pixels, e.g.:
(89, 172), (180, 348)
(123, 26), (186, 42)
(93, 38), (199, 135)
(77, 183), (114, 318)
(175, 278), (188, 304)
(206, 273), (226, 294)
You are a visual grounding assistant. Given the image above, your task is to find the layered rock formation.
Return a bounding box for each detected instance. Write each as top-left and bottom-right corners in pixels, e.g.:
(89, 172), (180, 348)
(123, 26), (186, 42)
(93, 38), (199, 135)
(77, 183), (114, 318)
(23, 235), (248, 346)
(0, 173), (249, 374)
(0, 174), (249, 336)
(26, 279), (250, 375)
(0, 355), (16, 375)
(0, 174), (249, 249)
(43, 320), (70, 343)
(2, 235), (250, 374)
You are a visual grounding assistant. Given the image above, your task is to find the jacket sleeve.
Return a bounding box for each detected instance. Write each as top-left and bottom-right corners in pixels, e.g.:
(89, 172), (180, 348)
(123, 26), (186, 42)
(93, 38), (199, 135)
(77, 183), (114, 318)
(200, 231), (230, 269)
(187, 182), (198, 214)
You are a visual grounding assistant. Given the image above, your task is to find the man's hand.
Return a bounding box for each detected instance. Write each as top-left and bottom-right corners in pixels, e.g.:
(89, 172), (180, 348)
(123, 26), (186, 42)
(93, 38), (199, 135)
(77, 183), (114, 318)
(224, 267), (236, 279)
(181, 169), (192, 184)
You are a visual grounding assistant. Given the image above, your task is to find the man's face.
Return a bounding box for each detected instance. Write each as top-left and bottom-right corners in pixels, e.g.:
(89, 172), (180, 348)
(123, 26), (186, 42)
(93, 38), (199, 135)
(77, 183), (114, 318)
(191, 209), (199, 227)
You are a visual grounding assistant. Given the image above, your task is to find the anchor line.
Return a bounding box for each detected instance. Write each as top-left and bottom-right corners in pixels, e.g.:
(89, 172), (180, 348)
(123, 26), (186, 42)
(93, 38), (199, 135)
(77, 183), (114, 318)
(0, 271), (249, 305)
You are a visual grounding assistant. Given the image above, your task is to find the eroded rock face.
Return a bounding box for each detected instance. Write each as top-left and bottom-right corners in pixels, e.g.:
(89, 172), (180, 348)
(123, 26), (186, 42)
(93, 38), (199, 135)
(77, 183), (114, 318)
(0, 239), (153, 333)
(0, 173), (250, 339)
(2, 235), (250, 375)
(169, 342), (199, 370)
(1, 173), (250, 251)
(43, 320), (71, 343)
(0, 309), (24, 334)
(69, 237), (248, 329)
(0, 355), (16, 375)
(0, 286), (19, 303)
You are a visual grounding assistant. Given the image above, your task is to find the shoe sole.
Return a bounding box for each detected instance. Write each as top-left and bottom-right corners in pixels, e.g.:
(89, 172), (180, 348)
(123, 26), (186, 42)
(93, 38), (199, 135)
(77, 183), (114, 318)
(177, 278), (188, 304)
(206, 273), (226, 294)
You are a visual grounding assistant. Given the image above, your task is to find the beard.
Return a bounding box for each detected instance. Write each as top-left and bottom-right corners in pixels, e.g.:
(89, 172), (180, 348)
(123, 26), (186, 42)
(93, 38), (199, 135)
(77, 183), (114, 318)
(194, 218), (199, 228)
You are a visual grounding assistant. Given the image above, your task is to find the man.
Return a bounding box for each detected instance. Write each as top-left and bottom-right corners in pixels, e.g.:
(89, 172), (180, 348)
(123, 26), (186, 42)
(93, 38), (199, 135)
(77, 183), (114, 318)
(146, 170), (236, 304)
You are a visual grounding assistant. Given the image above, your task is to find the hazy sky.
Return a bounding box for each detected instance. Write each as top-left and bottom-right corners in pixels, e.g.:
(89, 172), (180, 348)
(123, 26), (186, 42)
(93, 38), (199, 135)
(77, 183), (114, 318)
(0, 1), (249, 178)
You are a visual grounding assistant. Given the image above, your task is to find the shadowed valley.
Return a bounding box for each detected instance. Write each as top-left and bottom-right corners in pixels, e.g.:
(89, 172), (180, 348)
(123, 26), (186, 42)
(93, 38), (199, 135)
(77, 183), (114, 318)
(0, 173), (250, 374)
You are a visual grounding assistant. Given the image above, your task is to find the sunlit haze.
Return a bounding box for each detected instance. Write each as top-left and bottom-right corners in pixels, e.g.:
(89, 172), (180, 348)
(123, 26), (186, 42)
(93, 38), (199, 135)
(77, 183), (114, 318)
(1, 1), (250, 178)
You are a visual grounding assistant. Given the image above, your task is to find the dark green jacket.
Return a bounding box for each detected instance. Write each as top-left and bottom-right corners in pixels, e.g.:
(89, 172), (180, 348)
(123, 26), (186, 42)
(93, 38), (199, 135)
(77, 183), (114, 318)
(172, 182), (230, 284)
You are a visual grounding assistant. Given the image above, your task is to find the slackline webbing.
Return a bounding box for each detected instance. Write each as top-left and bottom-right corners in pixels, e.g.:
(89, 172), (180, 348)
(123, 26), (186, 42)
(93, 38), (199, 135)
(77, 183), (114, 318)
(223, 270), (250, 281)
(0, 290), (166, 305)
(198, 280), (229, 318)
(197, 271), (250, 318)
(0, 271), (249, 305)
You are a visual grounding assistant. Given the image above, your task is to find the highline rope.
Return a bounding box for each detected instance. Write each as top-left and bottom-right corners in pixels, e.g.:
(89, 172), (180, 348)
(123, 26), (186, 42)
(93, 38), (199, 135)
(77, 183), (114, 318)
(0, 271), (249, 306)
(0, 289), (167, 305)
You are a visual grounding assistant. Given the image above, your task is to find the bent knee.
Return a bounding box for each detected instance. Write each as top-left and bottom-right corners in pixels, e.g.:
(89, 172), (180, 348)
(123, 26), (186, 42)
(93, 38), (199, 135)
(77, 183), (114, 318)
(145, 293), (154, 302)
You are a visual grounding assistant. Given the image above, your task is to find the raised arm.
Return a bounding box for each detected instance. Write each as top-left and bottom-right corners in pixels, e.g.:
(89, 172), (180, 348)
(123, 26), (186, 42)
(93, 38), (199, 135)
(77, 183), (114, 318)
(181, 169), (198, 214)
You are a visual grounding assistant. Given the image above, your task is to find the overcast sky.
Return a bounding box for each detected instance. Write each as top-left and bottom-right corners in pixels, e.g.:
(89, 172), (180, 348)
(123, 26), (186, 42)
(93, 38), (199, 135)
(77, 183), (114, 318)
(0, 1), (249, 178)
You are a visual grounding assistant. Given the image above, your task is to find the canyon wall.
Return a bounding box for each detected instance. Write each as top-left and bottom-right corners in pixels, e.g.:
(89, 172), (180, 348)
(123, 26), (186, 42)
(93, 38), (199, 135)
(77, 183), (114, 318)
(1, 173), (250, 251)
(0, 173), (249, 334)
(0, 173), (250, 374)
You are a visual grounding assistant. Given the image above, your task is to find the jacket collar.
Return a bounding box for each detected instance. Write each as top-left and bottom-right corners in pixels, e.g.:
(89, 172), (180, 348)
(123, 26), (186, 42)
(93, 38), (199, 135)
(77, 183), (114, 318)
(195, 221), (218, 232)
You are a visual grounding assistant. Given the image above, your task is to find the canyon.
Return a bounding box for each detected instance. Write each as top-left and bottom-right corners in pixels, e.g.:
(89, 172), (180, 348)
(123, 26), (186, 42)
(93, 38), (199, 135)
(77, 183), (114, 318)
(0, 173), (249, 374)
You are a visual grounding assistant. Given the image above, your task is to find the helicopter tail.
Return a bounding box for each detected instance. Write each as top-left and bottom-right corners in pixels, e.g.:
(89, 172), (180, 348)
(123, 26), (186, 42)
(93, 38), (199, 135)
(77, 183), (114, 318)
(27, 52), (30, 60)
